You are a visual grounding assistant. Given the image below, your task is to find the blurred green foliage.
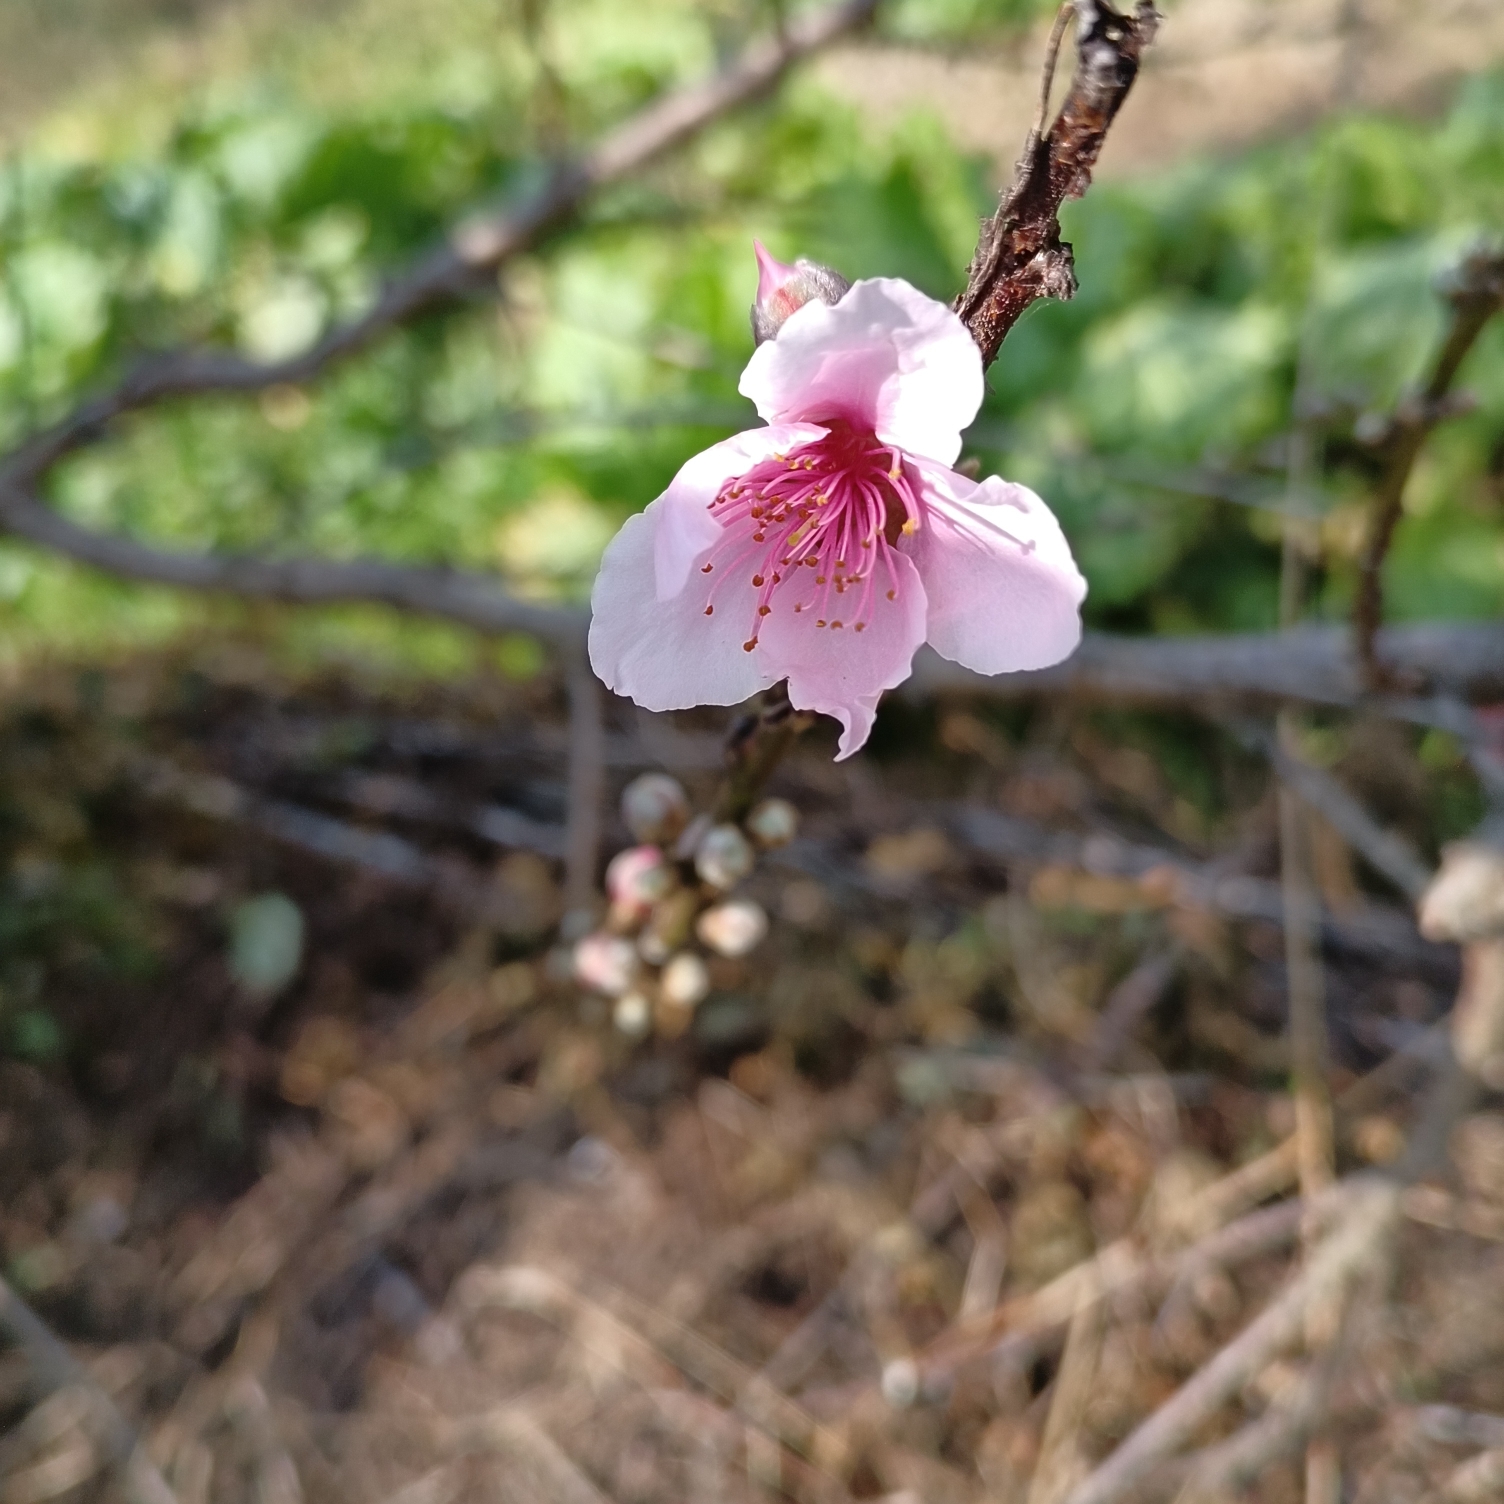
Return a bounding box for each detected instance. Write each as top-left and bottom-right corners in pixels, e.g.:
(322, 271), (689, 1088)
(0, 0), (1499, 665)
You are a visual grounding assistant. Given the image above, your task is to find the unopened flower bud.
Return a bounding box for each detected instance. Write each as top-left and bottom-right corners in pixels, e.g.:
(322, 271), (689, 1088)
(605, 845), (674, 923)
(745, 797), (798, 848)
(573, 932), (638, 997)
(613, 991), (652, 1038)
(661, 952), (711, 1009)
(695, 823), (755, 890)
(621, 773), (690, 845)
(751, 241), (852, 345)
(696, 899), (768, 958)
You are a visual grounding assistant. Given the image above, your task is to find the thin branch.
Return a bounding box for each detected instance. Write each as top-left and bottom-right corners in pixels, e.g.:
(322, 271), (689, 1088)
(955, 0), (1160, 366)
(1170, 1338), (1352, 1504)
(1278, 751), (1336, 1204)
(0, 0), (881, 493)
(14, 461), (1504, 708)
(714, 680), (814, 823)
(0, 481), (585, 645)
(1235, 720), (1433, 902)
(917, 1195), (1310, 1387)
(1078, 947), (1181, 1073)
(1353, 248), (1504, 686)
(136, 757), (496, 919)
(908, 620), (1504, 710)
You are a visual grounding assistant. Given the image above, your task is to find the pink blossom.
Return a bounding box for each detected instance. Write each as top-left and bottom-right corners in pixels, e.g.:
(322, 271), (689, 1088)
(588, 248), (1087, 759)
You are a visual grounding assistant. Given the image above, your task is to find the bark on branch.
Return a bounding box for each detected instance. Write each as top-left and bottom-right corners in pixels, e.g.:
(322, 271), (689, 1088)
(954, 0), (1159, 366)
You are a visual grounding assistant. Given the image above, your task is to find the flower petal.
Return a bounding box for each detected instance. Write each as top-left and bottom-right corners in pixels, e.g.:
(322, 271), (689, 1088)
(756, 550), (929, 759)
(908, 464), (1086, 675)
(590, 504), (774, 712)
(739, 278), (983, 466)
(653, 422), (827, 599)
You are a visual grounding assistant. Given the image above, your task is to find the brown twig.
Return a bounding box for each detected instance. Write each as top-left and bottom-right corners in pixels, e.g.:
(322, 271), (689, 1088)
(1060, 1180), (1399, 1504)
(1352, 248), (1504, 687)
(1028, 1269), (1106, 1504)
(1277, 744), (1336, 1203)
(917, 1194), (1310, 1386)
(955, 0), (1159, 367)
(1428, 1443), (1504, 1503)
(1078, 947), (1181, 1072)
(713, 681), (814, 823)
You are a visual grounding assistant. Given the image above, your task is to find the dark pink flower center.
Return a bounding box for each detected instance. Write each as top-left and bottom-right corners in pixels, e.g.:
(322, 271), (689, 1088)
(699, 423), (923, 650)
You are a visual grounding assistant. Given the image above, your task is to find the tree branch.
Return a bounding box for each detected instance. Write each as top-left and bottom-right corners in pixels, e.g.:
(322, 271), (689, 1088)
(954, 0), (1159, 366)
(6, 465), (1502, 718)
(1352, 248), (1504, 687)
(0, 478), (584, 642)
(908, 621), (1504, 709)
(0, 0), (881, 493)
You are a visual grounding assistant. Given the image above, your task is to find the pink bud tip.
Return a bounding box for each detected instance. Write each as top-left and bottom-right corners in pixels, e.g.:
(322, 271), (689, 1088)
(753, 240), (799, 304)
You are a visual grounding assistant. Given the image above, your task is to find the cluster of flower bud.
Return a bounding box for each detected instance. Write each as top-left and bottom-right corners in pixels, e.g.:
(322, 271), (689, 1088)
(571, 772), (798, 1040)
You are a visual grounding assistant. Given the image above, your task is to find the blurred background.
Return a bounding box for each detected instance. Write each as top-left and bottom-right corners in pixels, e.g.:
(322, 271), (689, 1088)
(1, 2), (1503, 1502)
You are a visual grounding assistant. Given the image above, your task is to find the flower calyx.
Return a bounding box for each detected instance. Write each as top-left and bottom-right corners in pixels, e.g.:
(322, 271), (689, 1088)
(750, 240), (851, 345)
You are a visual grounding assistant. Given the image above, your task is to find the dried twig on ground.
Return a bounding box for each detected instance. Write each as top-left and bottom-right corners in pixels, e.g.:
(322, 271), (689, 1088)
(1062, 833), (1503, 1504)
(1061, 1179), (1399, 1504)
(917, 1194), (1311, 1385)
(1169, 1336), (1356, 1504)
(944, 802), (1451, 974)
(1027, 1270), (1106, 1504)
(1428, 1444), (1504, 1503)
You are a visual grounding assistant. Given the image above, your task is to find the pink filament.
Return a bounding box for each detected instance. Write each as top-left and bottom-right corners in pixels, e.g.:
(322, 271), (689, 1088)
(704, 423), (921, 649)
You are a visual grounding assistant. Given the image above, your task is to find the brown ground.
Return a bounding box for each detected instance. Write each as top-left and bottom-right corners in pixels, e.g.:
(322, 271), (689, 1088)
(2, 641), (1503, 1503)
